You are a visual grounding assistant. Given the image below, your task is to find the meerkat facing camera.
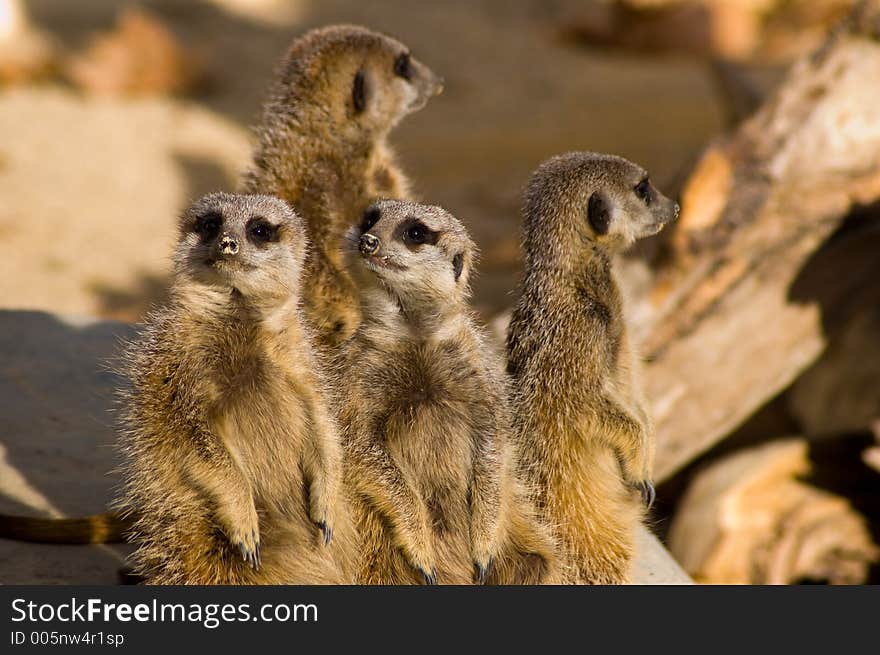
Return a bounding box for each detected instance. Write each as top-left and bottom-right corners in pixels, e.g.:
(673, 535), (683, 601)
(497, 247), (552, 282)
(241, 25), (443, 348)
(337, 200), (558, 585)
(117, 192), (354, 584)
(506, 152), (678, 584)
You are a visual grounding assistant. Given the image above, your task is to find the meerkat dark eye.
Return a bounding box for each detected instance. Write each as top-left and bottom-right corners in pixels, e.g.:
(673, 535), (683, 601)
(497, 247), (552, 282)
(352, 70), (367, 113)
(394, 52), (412, 80)
(194, 212), (222, 239)
(360, 206), (381, 233)
(247, 217), (278, 244)
(403, 222), (428, 245)
(634, 178), (652, 205)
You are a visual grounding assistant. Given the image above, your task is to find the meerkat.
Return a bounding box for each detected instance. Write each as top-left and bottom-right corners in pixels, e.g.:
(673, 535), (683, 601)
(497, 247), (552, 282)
(336, 199), (558, 585)
(506, 152), (679, 584)
(240, 24), (443, 349)
(117, 192), (354, 584)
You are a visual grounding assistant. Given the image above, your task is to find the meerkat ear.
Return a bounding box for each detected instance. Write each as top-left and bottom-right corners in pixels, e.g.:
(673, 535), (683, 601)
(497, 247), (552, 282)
(587, 192), (611, 235)
(452, 252), (464, 281)
(352, 70), (368, 113)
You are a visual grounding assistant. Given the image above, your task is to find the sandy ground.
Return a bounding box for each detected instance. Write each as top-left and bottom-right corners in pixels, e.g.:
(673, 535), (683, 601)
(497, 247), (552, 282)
(0, 0), (722, 583)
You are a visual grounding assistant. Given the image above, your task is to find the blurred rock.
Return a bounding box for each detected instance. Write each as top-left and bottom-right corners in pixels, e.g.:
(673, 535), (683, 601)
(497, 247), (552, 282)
(65, 6), (206, 97)
(0, 0), (57, 85)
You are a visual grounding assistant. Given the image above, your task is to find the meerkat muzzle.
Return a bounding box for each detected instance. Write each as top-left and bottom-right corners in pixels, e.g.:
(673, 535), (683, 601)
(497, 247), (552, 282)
(359, 233), (380, 256)
(219, 235), (239, 255)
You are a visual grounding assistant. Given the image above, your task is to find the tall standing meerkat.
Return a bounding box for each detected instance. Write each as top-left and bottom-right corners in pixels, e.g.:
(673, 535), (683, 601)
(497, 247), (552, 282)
(118, 192), (353, 584)
(506, 152), (678, 584)
(240, 24), (443, 348)
(337, 199), (558, 585)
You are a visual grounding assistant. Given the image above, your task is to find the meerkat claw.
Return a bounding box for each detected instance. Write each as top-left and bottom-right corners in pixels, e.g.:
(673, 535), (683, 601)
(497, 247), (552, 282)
(419, 567), (437, 585)
(635, 481), (656, 509)
(318, 521), (333, 545)
(475, 557), (494, 584)
(237, 532), (261, 571)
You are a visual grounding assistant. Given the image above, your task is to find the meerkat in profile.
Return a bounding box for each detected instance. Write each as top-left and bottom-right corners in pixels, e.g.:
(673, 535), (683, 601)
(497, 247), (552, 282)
(240, 24), (443, 349)
(336, 200), (558, 585)
(117, 192), (353, 584)
(506, 152), (679, 584)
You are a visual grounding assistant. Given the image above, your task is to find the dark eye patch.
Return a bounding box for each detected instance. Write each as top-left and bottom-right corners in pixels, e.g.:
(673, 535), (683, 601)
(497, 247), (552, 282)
(397, 217), (439, 247)
(360, 206), (381, 233)
(352, 70), (367, 113)
(452, 253), (464, 281)
(246, 216), (279, 244)
(194, 211), (222, 240)
(634, 178), (652, 205)
(587, 192), (610, 235)
(394, 52), (412, 80)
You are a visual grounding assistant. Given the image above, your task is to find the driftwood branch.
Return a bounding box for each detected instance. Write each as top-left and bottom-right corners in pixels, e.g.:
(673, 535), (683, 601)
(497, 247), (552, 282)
(642, 0), (880, 481)
(668, 440), (878, 584)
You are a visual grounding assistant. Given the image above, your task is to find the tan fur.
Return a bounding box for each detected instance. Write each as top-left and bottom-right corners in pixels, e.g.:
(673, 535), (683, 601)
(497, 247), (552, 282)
(240, 25), (442, 349)
(506, 152), (678, 584)
(336, 200), (558, 585)
(117, 192), (355, 584)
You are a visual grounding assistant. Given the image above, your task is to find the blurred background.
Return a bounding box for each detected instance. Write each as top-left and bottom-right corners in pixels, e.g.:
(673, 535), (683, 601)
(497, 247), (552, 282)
(1, 0), (878, 584)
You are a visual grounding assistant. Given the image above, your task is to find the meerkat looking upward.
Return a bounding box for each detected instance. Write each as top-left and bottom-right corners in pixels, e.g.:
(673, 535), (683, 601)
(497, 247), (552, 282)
(118, 192), (353, 584)
(506, 152), (679, 584)
(240, 25), (443, 348)
(337, 200), (558, 585)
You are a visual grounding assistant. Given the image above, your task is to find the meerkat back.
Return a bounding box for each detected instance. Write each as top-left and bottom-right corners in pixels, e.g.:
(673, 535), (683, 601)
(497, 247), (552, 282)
(506, 152), (678, 584)
(118, 192), (355, 584)
(240, 25), (443, 348)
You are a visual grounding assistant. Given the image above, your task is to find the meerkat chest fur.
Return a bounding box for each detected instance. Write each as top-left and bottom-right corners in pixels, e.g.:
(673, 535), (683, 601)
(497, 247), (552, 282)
(355, 330), (486, 491)
(181, 299), (314, 510)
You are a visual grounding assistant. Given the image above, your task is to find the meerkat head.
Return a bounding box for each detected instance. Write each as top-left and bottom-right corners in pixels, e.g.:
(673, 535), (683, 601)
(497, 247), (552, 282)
(174, 193), (306, 302)
(344, 199), (475, 316)
(275, 25), (442, 140)
(522, 152), (679, 264)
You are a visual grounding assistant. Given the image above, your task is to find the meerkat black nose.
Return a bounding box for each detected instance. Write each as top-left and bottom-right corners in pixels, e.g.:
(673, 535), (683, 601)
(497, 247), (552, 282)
(219, 234), (239, 255)
(359, 233), (380, 256)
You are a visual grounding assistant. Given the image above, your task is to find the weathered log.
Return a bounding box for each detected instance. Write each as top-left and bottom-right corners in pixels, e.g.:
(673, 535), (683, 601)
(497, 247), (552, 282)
(641, 1), (880, 481)
(668, 440), (878, 584)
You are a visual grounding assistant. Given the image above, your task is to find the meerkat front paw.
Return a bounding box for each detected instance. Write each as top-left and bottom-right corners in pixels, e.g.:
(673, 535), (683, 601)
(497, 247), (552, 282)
(614, 446), (655, 509)
(471, 532), (500, 584)
(308, 495), (335, 546)
(473, 556), (495, 584)
(221, 502), (261, 570)
(402, 541), (437, 585)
